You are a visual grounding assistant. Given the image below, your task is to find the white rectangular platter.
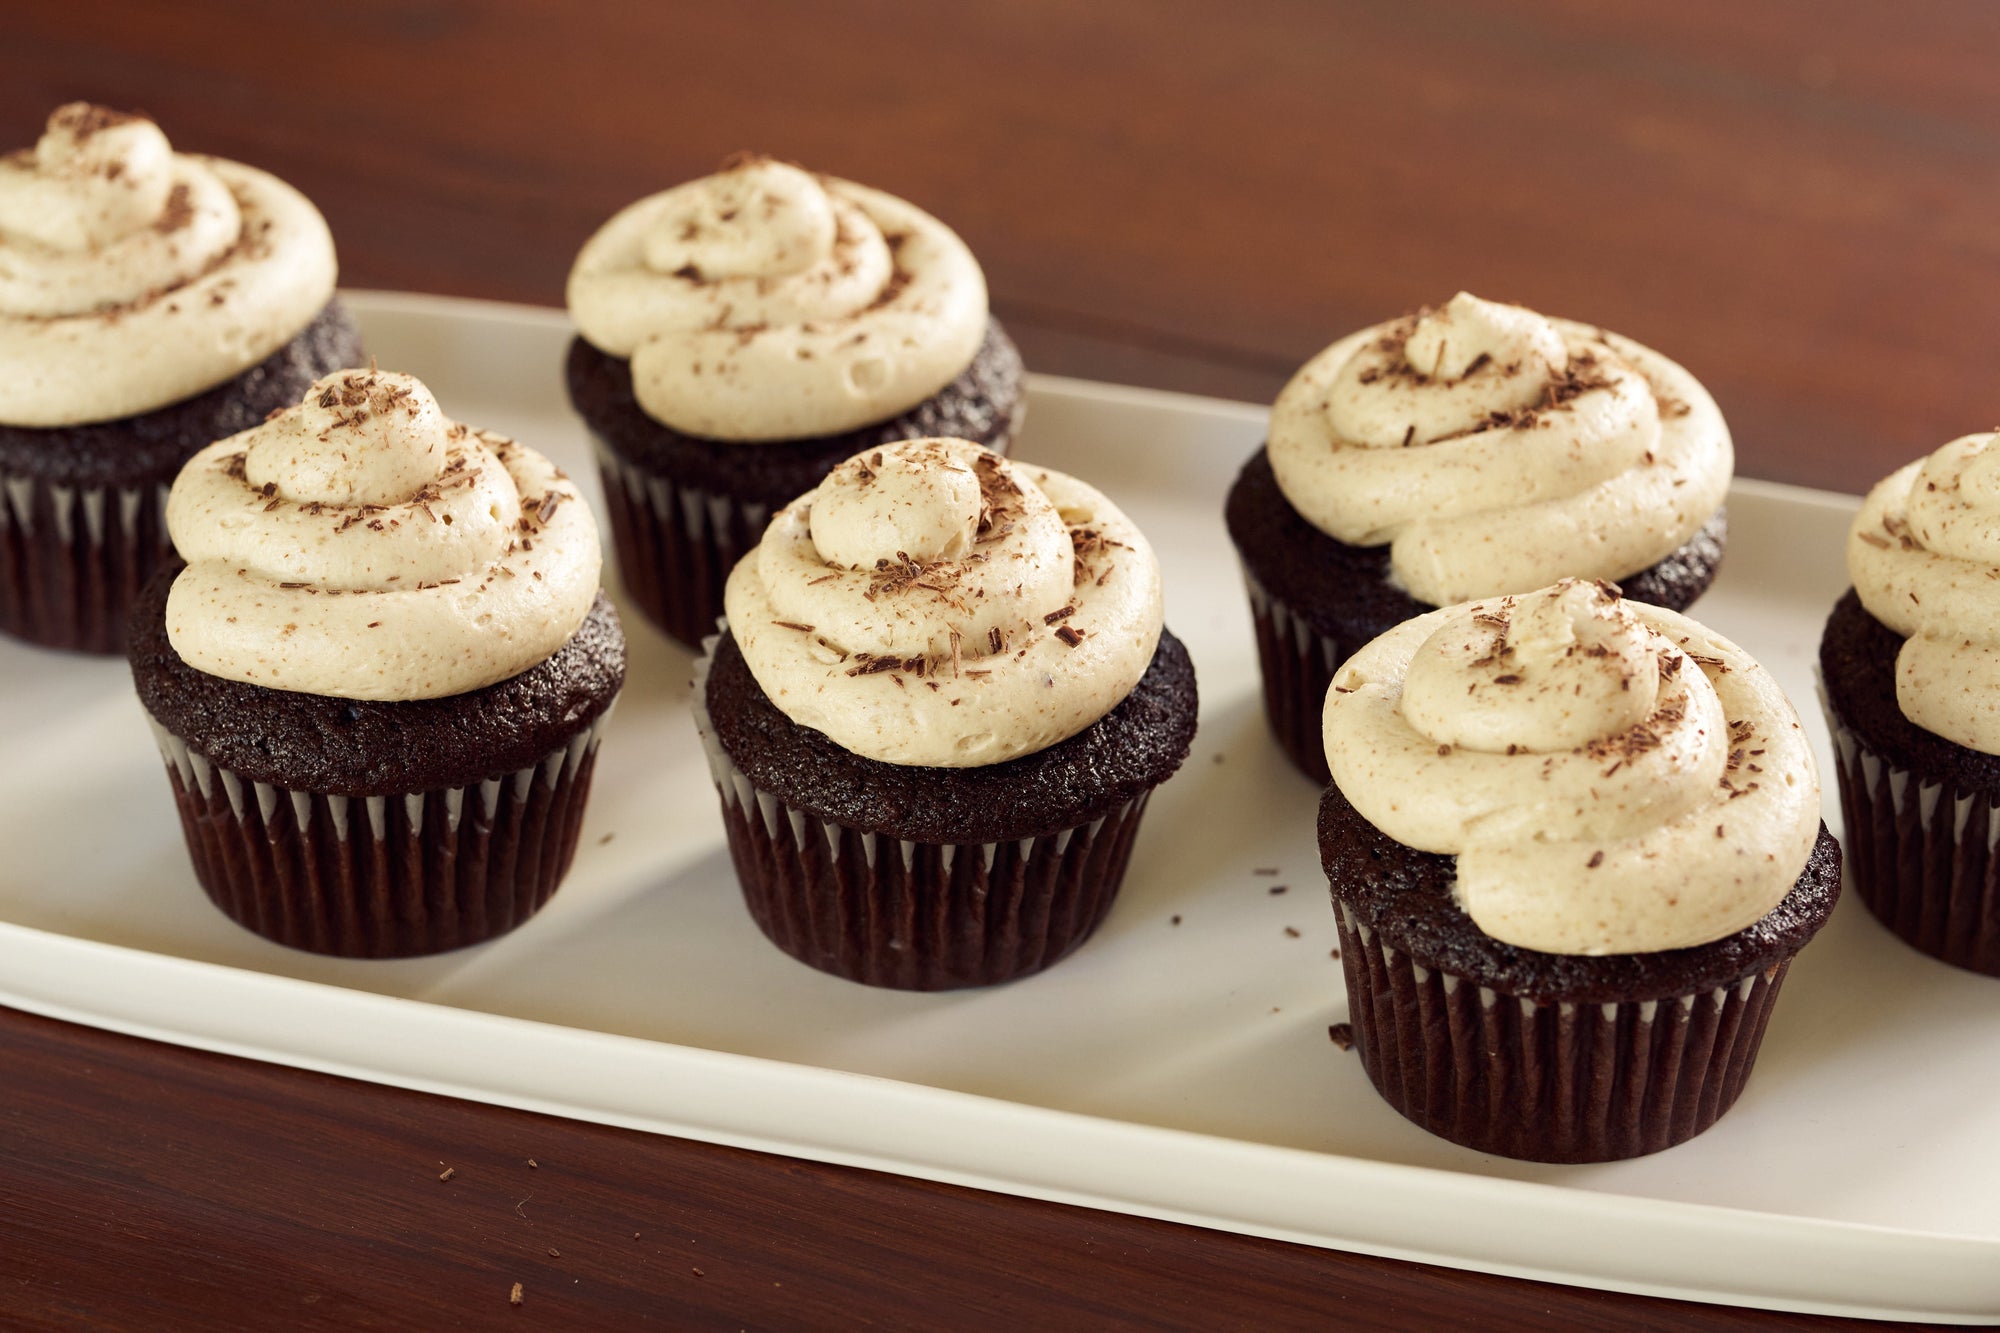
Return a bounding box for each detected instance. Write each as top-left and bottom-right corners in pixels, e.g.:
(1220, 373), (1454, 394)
(2, 291), (1996, 1322)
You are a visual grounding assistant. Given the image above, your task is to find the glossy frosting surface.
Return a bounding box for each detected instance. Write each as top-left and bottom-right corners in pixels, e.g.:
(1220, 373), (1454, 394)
(724, 438), (1163, 766)
(1323, 580), (1819, 954)
(166, 369), (601, 700)
(1267, 292), (1731, 606)
(568, 157), (987, 441)
(0, 104), (336, 426)
(1849, 434), (2000, 753)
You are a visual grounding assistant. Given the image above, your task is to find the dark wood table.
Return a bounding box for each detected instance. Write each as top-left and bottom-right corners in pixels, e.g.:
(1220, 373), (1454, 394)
(6, 4), (1994, 1326)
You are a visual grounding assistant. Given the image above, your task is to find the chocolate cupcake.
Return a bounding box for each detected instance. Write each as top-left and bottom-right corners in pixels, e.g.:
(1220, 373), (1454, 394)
(693, 438), (1196, 989)
(1226, 292), (1730, 782)
(0, 104), (363, 654)
(130, 368), (622, 958)
(566, 155), (1023, 649)
(1321, 580), (1838, 1162)
(1821, 433), (2000, 976)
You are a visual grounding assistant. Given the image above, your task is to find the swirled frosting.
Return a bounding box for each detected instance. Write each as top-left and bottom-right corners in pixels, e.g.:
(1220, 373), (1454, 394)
(164, 369), (601, 700)
(1849, 433), (2000, 753)
(567, 155), (987, 441)
(1267, 292), (1732, 606)
(0, 104), (338, 427)
(723, 438), (1163, 766)
(1323, 579), (1819, 954)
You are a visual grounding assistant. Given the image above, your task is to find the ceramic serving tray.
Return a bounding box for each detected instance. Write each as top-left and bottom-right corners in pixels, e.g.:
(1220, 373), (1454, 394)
(1, 291), (1994, 1322)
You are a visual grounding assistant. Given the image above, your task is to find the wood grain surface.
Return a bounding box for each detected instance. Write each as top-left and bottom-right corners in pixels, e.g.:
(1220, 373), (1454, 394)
(11, 0), (2000, 492)
(0, 1008), (1913, 1331)
(4, 3), (1995, 1326)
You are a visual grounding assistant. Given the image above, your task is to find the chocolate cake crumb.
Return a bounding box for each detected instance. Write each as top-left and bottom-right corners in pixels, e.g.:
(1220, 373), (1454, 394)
(566, 322), (1021, 509)
(707, 628), (1196, 844)
(1318, 782), (1841, 1003)
(1225, 448), (1725, 688)
(132, 585), (624, 794)
(1328, 1023), (1354, 1051)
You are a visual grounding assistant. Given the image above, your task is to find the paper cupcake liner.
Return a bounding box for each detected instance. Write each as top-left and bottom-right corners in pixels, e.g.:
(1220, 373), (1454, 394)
(693, 632), (1150, 989)
(591, 436), (774, 651)
(145, 704), (615, 958)
(1333, 903), (1791, 1162)
(1241, 568), (1348, 784)
(0, 469), (174, 654)
(1820, 695), (2000, 976)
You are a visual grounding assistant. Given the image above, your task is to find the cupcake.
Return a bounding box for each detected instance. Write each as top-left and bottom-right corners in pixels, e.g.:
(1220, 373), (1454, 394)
(566, 154), (1023, 649)
(129, 368), (623, 957)
(693, 438), (1196, 989)
(1822, 433), (2000, 976)
(1321, 580), (1839, 1162)
(0, 104), (363, 654)
(1226, 292), (1730, 782)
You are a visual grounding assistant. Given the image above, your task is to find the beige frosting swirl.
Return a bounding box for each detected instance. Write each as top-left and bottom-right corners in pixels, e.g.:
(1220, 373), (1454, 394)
(0, 104), (337, 426)
(1848, 433), (2000, 753)
(723, 438), (1163, 767)
(165, 369), (601, 700)
(1267, 292), (1732, 606)
(567, 155), (987, 441)
(1323, 580), (1819, 954)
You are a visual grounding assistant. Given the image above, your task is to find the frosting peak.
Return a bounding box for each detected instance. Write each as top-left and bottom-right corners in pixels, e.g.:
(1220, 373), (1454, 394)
(1849, 433), (2000, 752)
(1402, 291), (1567, 384)
(1267, 294), (1732, 606)
(810, 441), (984, 569)
(165, 369), (601, 700)
(1401, 579), (1659, 754)
(641, 156), (838, 280)
(3, 105), (175, 253)
(1325, 583), (1819, 954)
(723, 439), (1162, 767)
(245, 370), (446, 506)
(0, 104), (337, 427)
(568, 157), (987, 441)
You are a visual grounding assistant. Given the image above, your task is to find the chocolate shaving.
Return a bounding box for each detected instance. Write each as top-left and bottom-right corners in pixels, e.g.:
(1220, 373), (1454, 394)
(846, 655), (903, 676)
(1427, 351), (1618, 442)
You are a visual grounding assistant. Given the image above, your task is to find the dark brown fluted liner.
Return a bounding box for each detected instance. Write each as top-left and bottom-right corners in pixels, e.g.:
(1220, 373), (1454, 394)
(593, 443), (769, 651)
(715, 773), (1150, 990)
(1827, 714), (2000, 976)
(0, 470), (171, 654)
(150, 716), (606, 958)
(1333, 904), (1789, 1162)
(1242, 571), (1345, 784)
